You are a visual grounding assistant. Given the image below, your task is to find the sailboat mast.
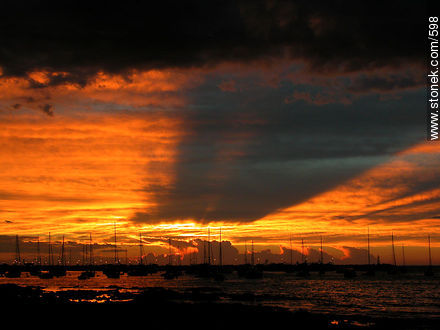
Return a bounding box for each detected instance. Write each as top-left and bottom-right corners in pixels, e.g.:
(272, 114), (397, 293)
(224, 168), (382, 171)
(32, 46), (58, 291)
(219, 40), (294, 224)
(289, 235), (293, 265)
(251, 240), (255, 266)
(428, 235), (432, 267)
(203, 238), (207, 264)
(320, 236), (324, 264)
(219, 227), (223, 267)
(391, 232), (397, 267)
(301, 238), (305, 263)
(61, 235), (65, 266)
(402, 244), (406, 267)
(168, 238), (172, 266)
(37, 236), (41, 265)
(89, 233), (94, 265)
(139, 232), (143, 265)
(82, 245), (85, 265)
(89, 233), (93, 265)
(367, 227), (371, 266)
(244, 240), (247, 264)
(15, 234), (21, 264)
(85, 243), (88, 265)
(48, 232), (52, 266)
(113, 222), (118, 264)
(207, 228), (211, 265)
(114, 223), (118, 264)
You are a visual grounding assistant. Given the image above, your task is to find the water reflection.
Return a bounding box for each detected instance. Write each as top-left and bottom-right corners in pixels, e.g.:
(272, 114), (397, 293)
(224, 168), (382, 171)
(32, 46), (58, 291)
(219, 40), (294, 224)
(1, 271), (439, 319)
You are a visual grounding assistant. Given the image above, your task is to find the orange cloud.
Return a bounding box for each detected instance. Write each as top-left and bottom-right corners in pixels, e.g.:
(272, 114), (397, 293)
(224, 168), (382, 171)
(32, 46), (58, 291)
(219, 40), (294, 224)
(0, 66), (436, 265)
(246, 141), (440, 256)
(0, 111), (183, 240)
(0, 69), (204, 115)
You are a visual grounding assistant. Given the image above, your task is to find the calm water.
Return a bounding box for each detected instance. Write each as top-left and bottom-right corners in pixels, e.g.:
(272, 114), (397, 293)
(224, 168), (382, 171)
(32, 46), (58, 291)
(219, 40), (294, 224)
(1, 270), (440, 319)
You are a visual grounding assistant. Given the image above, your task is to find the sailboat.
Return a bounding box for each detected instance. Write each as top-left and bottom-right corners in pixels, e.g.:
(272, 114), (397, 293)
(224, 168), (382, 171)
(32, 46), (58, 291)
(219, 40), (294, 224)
(79, 233), (96, 280)
(400, 244), (407, 274)
(39, 233), (54, 279)
(103, 224), (121, 279)
(244, 240), (248, 265)
(51, 235), (67, 277)
(128, 232), (150, 276)
(213, 227), (226, 281)
(342, 237), (356, 278)
(162, 237), (183, 280)
(30, 236), (42, 276)
(219, 227), (223, 268)
(296, 238), (310, 277)
(387, 232), (399, 275)
(5, 235), (22, 278)
(238, 240), (263, 279)
(284, 234), (296, 274)
(364, 227), (375, 277)
(425, 235), (434, 277)
(319, 236), (326, 275)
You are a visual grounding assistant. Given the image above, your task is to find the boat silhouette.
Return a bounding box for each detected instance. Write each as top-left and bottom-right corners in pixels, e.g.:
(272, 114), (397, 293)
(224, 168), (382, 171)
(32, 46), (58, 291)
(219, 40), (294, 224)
(161, 268), (183, 280)
(319, 236), (325, 275)
(127, 266), (150, 276)
(50, 266), (67, 277)
(343, 268), (357, 278)
(363, 227), (375, 277)
(387, 232), (399, 276)
(238, 241), (263, 279)
(78, 269), (96, 280)
(296, 264), (310, 277)
(237, 265), (263, 279)
(103, 267), (121, 279)
(425, 235), (434, 277)
(5, 268), (21, 278)
(29, 267), (42, 276)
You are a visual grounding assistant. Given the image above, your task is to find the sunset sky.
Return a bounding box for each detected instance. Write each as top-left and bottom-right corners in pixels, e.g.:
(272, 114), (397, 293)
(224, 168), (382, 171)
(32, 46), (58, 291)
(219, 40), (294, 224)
(0, 0), (435, 265)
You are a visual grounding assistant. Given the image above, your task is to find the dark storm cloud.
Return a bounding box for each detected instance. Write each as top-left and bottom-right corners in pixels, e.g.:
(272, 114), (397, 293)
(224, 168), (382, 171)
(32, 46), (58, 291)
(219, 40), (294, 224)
(0, 0), (424, 84)
(132, 78), (424, 223)
(0, 0), (428, 225)
(348, 74), (424, 94)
